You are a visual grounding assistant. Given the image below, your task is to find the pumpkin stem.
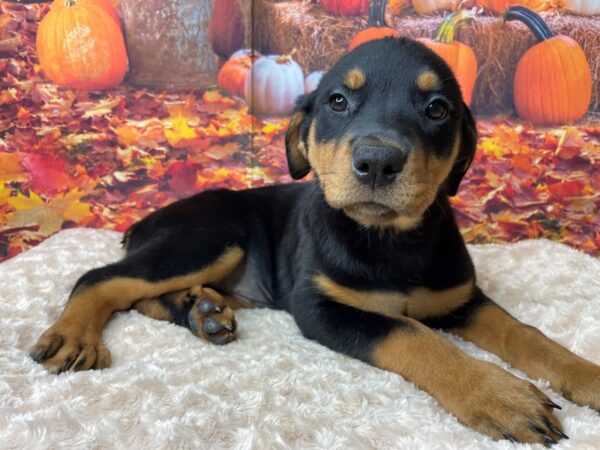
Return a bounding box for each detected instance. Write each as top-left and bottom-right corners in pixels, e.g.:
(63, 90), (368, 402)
(504, 6), (554, 42)
(276, 48), (297, 64)
(64, 0), (77, 6)
(366, 0), (389, 28)
(433, 10), (474, 44)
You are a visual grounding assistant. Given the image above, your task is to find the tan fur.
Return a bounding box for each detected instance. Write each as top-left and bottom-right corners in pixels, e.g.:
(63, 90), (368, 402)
(344, 68), (366, 90)
(285, 112), (309, 173)
(449, 303), (600, 410)
(30, 247), (244, 372)
(314, 274), (473, 320)
(416, 71), (440, 91)
(372, 324), (564, 443)
(133, 298), (173, 321)
(308, 124), (461, 230)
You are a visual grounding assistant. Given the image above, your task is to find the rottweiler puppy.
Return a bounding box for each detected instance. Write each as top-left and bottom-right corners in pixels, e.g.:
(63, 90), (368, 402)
(30, 38), (599, 445)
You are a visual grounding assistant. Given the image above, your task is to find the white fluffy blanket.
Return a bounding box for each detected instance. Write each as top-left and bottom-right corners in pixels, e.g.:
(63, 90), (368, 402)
(1, 229), (600, 449)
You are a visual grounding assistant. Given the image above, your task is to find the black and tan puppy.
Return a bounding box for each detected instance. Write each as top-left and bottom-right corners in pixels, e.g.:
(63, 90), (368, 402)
(30, 38), (599, 444)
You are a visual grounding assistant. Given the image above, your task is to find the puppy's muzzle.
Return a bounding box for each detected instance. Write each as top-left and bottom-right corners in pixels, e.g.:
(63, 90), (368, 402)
(352, 145), (408, 189)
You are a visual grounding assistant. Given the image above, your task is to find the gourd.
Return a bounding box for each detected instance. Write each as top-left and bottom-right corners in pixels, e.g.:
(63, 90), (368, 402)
(506, 6), (592, 125)
(245, 54), (305, 116)
(305, 71), (324, 93)
(348, 0), (399, 52)
(417, 11), (477, 105)
(36, 0), (128, 90)
(218, 53), (259, 98)
(320, 0), (370, 16)
(411, 0), (453, 15)
(562, 0), (600, 15)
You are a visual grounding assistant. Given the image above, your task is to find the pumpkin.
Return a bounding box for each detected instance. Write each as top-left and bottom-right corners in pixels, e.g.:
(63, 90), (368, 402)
(36, 0), (128, 90)
(218, 52), (260, 98)
(245, 54), (305, 117)
(94, 0), (121, 25)
(412, 0), (453, 15)
(387, 0), (411, 15)
(305, 71), (324, 93)
(506, 6), (592, 125)
(349, 0), (399, 51)
(209, 0), (244, 59)
(475, 0), (547, 13)
(562, 0), (600, 15)
(417, 11), (477, 105)
(320, 0), (370, 16)
(231, 48), (259, 59)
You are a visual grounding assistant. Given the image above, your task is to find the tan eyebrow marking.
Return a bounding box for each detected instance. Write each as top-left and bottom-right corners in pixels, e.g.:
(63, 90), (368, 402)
(416, 71), (440, 91)
(344, 68), (366, 90)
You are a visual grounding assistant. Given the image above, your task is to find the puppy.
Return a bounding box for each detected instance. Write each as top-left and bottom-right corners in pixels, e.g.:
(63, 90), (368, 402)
(30, 38), (600, 445)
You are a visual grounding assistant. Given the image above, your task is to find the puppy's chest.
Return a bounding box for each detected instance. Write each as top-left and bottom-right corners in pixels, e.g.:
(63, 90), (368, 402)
(313, 273), (474, 320)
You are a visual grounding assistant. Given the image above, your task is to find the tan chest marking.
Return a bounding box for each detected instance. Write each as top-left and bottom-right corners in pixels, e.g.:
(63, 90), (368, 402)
(314, 274), (474, 320)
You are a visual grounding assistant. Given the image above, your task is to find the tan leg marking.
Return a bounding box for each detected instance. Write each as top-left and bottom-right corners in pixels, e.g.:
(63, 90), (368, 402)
(449, 303), (600, 410)
(133, 298), (172, 321)
(314, 274), (474, 320)
(30, 247), (244, 372)
(372, 323), (564, 444)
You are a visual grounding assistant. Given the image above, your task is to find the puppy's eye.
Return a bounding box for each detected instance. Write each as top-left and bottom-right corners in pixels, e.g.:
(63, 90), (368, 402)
(425, 100), (448, 120)
(329, 94), (348, 112)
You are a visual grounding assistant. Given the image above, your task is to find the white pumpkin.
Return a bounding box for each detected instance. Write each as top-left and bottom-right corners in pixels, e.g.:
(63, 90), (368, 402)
(305, 71), (324, 93)
(244, 54), (305, 116)
(563, 0), (600, 15)
(230, 48), (261, 59)
(412, 0), (453, 14)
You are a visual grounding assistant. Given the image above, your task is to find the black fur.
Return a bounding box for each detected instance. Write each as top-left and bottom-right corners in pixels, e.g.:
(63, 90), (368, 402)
(106, 37), (480, 366)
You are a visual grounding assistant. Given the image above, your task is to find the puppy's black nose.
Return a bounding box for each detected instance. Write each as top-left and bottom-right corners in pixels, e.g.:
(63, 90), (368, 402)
(352, 146), (407, 188)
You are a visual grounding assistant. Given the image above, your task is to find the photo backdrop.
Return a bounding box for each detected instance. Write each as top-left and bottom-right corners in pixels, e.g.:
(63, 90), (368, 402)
(0, 0), (598, 262)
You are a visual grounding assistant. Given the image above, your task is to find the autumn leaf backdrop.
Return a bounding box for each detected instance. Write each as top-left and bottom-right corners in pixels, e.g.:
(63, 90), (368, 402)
(0, 0), (598, 262)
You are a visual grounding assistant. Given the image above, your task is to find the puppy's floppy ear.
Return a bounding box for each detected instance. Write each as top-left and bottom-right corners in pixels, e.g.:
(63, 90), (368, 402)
(446, 103), (477, 196)
(285, 92), (315, 180)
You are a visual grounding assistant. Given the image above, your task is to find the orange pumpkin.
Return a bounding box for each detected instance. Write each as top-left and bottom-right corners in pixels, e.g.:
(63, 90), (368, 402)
(476, 0), (546, 13)
(321, 0), (370, 16)
(506, 6), (592, 125)
(412, 0), (453, 15)
(417, 11), (477, 105)
(387, 0), (410, 15)
(94, 0), (121, 26)
(349, 0), (399, 51)
(36, 0), (128, 90)
(218, 52), (260, 98)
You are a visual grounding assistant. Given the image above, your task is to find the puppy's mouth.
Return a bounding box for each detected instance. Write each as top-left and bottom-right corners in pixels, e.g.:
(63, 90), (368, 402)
(343, 202), (398, 221)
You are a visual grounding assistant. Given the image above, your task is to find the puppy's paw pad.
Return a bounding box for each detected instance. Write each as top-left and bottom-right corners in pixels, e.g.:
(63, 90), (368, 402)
(188, 298), (237, 345)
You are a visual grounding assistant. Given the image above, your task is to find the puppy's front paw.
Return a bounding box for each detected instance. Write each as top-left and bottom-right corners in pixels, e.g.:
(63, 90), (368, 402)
(451, 362), (567, 445)
(29, 323), (111, 373)
(560, 361), (600, 411)
(187, 287), (237, 345)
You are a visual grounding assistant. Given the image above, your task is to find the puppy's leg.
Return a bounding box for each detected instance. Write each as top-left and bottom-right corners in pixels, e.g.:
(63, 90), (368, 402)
(29, 243), (244, 373)
(292, 295), (565, 445)
(444, 289), (600, 412)
(134, 286), (248, 345)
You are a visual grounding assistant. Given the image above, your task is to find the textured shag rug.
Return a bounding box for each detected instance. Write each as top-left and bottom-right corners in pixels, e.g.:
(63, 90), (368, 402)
(1, 229), (600, 449)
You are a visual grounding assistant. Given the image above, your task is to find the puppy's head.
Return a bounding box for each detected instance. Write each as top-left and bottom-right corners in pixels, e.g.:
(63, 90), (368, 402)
(286, 37), (477, 230)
